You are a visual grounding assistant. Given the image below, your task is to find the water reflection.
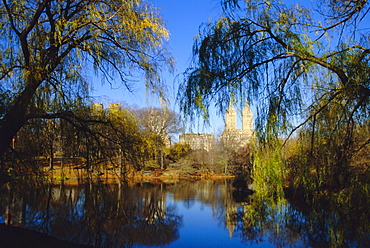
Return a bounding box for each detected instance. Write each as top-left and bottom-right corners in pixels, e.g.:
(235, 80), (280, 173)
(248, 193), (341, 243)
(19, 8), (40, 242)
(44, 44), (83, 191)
(0, 180), (369, 247)
(0, 181), (181, 247)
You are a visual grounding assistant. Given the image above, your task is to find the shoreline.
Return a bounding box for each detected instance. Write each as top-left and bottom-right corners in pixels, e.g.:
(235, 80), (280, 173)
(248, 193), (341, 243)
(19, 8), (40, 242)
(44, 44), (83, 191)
(43, 166), (235, 185)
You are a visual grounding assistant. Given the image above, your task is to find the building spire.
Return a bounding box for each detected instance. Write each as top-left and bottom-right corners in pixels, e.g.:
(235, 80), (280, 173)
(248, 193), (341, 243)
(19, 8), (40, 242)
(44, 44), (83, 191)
(225, 103), (236, 131)
(242, 101), (253, 135)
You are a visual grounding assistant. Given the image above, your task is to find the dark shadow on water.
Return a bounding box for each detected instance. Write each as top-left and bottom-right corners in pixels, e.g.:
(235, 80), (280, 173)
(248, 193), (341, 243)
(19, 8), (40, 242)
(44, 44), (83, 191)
(232, 189), (254, 203)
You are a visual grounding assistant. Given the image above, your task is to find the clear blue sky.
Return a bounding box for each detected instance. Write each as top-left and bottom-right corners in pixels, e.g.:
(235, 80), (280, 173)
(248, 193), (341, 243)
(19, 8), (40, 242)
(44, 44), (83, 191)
(92, 0), (225, 134)
(154, 0), (226, 134)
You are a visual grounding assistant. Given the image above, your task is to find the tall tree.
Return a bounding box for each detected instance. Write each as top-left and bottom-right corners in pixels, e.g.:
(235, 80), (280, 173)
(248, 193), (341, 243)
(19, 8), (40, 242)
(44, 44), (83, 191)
(135, 107), (183, 169)
(178, 0), (369, 184)
(136, 107), (183, 140)
(0, 0), (173, 162)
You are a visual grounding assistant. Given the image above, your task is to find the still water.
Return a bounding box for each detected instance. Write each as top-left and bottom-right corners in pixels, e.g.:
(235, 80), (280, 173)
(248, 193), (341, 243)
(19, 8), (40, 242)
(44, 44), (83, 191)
(0, 179), (369, 247)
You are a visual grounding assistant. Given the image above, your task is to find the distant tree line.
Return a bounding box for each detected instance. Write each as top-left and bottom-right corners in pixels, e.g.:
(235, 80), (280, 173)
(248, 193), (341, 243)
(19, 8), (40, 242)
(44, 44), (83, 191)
(3, 103), (187, 177)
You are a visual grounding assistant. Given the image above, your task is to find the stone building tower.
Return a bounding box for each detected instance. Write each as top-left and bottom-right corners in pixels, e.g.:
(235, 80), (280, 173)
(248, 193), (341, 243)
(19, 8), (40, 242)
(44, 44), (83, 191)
(109, 103), (122, 113)
(222, 101), (253, 148)
(242, 102), (253, 136)
(92, 102), (104, 112)
(225, 103), (237, 131)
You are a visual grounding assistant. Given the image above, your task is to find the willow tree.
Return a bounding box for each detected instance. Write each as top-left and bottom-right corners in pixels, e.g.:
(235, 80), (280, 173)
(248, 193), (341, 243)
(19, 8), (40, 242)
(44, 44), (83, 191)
(178, 0), (369, 187)
(0, 0), (173, 163)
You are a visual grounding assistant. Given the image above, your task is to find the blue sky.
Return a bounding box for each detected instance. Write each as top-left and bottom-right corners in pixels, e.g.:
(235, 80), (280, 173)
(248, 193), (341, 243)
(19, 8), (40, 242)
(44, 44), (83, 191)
(91, 0), (226, 134)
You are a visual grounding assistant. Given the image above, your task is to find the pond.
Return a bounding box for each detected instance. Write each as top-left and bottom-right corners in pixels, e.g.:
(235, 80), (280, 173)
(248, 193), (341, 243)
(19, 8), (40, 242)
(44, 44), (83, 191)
(0, 179), (369, 247)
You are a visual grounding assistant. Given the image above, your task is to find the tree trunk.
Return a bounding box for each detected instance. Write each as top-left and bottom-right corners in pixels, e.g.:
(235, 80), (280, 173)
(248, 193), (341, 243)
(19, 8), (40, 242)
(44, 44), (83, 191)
(49, 144), (54, 170)
(0, 113), (26, 161)
(160, 150), (164, 171)
(0, 77), (41, 161)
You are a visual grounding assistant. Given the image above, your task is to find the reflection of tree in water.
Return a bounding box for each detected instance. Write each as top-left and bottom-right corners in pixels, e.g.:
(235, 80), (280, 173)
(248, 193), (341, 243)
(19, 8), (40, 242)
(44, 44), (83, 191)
(166, 179), (369, 247)
(285, 187), (370, 247)
(66, 181), (182, 247)
(183, 198), (196, 209)
(0, 180), (369, 247)
(0, 181), (182, 248)
(227, 187), (370, 248)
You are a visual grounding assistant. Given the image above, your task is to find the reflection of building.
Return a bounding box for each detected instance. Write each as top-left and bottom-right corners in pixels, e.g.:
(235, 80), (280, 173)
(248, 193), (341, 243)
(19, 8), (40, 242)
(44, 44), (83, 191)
(225, 205), (238, 238)
(179, 133), (214, 151)
(221, 102), (253, 148)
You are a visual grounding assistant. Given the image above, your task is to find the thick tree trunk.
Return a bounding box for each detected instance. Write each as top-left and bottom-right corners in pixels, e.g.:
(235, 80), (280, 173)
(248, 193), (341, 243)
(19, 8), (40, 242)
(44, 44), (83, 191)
(0, 115), (25, 184)
(0, 78), (40, 161)
(0, 112), (26, 160)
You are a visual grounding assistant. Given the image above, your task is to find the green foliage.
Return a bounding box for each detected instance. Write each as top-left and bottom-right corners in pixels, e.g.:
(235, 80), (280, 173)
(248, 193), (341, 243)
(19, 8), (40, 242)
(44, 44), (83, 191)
(105, 105), (147, 171)
(252, 141), (285, 198)
(238, 178), (370, 247)
(283, 121), (370, 191)
(4, 102), (185, 176)
(179, 0), (369, 137)
(0, 0), (173, 160)
(178, 0), (369, 191)
(165, 142), (191, 163)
